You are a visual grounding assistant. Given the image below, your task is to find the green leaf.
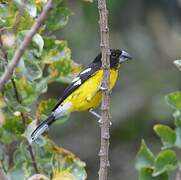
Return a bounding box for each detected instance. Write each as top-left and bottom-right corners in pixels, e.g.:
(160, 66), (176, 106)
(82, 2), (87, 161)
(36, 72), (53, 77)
(15, 78), (39, 106)
(48, 59), (72, 82)
(43, 39), (77, 83)
(174, 60), (181, 71)
(0, 129), (16, 144)
(32, 34), (44, 57)
(46, 7), (72, 31)
(153, 124), (176, 148)
(37, 99), (57, 119)
(46, 139), (87, 180)
(16, 31), (43, 81)
(13, 142), (29, 164)
(3, 82), (30, 112)
(3, 82), (20, 111)
(43, 40), (72, 64)
(0, 3), (11, 27)
(42, 39), (81, 83)
(139, 168), (168, 180)
(14, 0), (37, 17)
(3, 115), (24, 135)
(25, 59), (42, 81)
(18, 55), (42, 81)
(0, 115), (24, 144)
(152, 150), (178, 177)
(135, 140), (155, 171)
(0, 2), (29, 31)
(165, 91), (181, 110)
(7, 163), (25, 180)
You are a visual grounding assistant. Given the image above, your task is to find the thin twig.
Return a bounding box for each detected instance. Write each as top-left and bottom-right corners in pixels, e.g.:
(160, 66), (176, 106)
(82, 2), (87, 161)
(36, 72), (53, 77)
(27, 141), (39, 173)
(0, 0), (53, 91)
(98, 0), (111, 180)
(10, 78), (27, 127)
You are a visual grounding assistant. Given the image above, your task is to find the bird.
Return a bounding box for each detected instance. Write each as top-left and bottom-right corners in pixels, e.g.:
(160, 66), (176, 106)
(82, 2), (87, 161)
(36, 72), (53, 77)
(31, 49), (132, 141)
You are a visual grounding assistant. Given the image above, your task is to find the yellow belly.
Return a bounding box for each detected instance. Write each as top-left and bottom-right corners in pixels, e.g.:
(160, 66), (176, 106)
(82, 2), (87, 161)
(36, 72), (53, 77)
(63, 69), (119, 112)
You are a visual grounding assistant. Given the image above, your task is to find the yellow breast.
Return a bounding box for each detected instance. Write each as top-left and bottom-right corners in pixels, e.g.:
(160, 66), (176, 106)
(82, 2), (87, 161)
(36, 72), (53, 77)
(63, 69), (119, 112)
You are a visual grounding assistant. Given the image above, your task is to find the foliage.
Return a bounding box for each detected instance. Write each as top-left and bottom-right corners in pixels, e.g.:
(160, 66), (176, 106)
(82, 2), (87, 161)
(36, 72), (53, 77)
(135, 63), (181, 180)
(0, 0), (88, 179)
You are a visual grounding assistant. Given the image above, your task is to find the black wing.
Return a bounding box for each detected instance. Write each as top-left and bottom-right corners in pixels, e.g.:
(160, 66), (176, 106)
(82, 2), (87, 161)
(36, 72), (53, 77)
(52, 61), (101, 112)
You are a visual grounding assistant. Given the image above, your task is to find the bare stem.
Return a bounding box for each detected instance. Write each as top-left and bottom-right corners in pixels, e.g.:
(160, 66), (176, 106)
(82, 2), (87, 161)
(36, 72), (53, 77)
(0, 0), (53, 91)
(27, 141), (39, 173)
(98, 0), (111, 180)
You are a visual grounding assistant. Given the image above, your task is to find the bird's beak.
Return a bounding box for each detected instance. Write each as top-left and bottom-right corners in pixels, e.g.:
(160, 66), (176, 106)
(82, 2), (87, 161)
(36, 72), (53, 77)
(119, 50), (132, 63)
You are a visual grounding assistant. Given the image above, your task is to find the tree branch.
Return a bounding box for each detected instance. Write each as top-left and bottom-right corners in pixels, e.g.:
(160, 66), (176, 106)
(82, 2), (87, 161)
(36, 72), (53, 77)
(98, 0), (111, 180)
(0, 0), (53, 92)
(27, 141), (39, 173)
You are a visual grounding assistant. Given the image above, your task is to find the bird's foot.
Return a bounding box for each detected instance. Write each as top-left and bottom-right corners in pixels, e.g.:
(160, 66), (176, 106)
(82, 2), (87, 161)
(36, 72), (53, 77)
(89, 109), (112, 125)
(100, 86), (107, 91)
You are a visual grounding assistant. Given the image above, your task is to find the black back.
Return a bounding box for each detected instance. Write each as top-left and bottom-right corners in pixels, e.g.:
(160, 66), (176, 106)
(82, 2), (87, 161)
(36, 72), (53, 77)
(52, 49), (122, 111)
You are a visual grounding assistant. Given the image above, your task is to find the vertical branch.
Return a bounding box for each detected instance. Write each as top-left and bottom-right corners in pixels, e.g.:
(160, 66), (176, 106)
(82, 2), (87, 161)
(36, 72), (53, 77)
(98, 0), (111, 180)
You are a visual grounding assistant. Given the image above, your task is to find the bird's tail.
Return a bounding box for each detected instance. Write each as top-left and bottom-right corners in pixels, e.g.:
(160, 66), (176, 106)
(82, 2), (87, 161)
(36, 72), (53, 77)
(31, 102), (72, 141)
(31, 114), (55, 141)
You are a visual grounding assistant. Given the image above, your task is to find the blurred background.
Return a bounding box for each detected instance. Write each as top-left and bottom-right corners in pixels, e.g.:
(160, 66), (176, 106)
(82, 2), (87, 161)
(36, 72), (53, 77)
(46, 0), (181, 179)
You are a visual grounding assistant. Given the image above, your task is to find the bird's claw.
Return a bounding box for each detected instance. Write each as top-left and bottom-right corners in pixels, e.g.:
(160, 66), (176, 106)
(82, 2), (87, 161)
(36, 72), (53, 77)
(100, 86), (107, 91)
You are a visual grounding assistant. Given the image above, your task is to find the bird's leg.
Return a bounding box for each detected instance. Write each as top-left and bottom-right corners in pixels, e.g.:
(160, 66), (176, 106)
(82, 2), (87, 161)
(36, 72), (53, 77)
(89, 109), (102, 124)
(89, 109), (112, 125)
(99, 86), (107, 91)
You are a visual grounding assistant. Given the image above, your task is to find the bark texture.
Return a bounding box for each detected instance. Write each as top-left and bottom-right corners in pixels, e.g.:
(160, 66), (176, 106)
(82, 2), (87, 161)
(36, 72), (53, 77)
(98, 0), (111, 180)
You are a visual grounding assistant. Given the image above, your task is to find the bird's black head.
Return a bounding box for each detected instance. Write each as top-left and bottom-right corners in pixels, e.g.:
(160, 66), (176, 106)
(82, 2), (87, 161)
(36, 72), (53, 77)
(93, 49), (132, 69)
(110, 49), (132, 69)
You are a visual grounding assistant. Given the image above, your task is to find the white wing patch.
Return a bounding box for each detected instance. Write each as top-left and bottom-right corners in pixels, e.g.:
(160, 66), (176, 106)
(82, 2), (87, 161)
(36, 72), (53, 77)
(72, 68), (91, 84)
(73, 79), (81, 86)
(53, 102), (72, 118)
(72, 76), (80, 83)
(80, 67), (91, 75)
